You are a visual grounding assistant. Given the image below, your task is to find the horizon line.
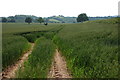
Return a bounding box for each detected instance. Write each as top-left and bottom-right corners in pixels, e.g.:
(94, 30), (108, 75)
(0, 14), (118, 18)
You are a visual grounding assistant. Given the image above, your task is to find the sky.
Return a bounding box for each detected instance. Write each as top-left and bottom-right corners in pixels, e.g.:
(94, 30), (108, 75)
(0, 0), (119, 17)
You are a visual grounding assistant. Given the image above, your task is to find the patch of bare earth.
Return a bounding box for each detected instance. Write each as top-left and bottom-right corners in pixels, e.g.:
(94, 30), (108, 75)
(1, 43), (34, 79)
(48, 49), (72, 78)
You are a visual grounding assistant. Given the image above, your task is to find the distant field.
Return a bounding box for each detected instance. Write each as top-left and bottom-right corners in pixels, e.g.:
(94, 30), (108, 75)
(2, 23), (63, 34)
(2, 18), (119, 78)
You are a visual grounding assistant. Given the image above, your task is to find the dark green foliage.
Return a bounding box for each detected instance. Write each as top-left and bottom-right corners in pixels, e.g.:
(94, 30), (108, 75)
(22, 34), (37, 42)
(2, 17), (7, 22)
(21, 32), (42, 43)
(7, 16), (16, 22)
(21, 31), (57, 42)
(77, 13), (89, 22)
(37, 17), (44, 23)
(2, 35), (30, 70)
(17, 37), (55, 78)
(8, 18), (15, 22)
(25, 17), (32, 24)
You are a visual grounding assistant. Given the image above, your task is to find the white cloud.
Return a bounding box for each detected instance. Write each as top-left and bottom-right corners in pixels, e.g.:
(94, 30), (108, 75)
(0, 0), (119, 17)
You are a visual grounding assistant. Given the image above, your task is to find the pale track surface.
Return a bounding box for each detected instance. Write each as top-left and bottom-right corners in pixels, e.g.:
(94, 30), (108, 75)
(1, 43), (34, 79)
(48, 49), (72, 78)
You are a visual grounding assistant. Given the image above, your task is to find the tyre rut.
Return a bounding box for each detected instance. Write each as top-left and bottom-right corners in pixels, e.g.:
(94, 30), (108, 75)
(48, 49), (72, 78)
(1, 43), (34, 79)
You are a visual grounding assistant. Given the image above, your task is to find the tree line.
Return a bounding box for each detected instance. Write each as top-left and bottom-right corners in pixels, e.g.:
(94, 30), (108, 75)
(1, 17), (15, 23)
(1, 17), (46, 24)
(1, 13), (89, 24)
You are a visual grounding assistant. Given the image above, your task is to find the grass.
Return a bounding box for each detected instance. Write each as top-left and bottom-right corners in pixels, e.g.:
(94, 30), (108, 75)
(16, 37), (56, 78)
(2, 23), (63, 34)
(2, 35), (30, 70)
(53, 19), (118, 78)
(2, 23), (61, 70)
(85, 17), (119, 24)
(2, 18), (119, 78)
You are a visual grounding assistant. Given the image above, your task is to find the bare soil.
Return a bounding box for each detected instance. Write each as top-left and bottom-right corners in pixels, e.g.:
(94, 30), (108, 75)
(48, 49), (72, 78)
(1, 43), (34, 79)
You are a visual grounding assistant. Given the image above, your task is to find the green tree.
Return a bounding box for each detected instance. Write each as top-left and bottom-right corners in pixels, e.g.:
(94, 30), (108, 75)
(2, 17), (7, 23)
(25, 17), (32, 24)
(9, 18), (15, 22)
(77, 13), (89, 22)
(37, 17), (44, 24)
(8, 16), (15, 22)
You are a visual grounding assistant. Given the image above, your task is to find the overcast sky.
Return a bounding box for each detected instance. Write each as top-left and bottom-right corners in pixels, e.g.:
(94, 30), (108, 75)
(0, 0), (119, 17)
